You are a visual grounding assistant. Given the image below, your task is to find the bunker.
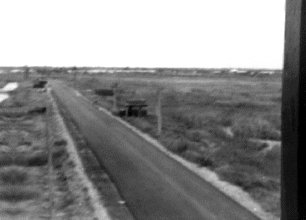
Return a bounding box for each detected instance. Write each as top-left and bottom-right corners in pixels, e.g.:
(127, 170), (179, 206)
(119, 99), (148, 117)
(33, 80), (47, 89)
(94, 89), (114, 97)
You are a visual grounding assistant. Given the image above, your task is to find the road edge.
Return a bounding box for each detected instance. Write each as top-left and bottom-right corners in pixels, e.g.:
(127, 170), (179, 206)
(76, 89), (278, 220)
(49, 88), (112, 220)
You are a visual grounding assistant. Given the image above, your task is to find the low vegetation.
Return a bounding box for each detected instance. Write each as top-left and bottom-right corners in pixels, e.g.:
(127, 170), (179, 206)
(1, 67), (280, 217)
(0, 81), (98, 219)
(73, 72), (281, 217)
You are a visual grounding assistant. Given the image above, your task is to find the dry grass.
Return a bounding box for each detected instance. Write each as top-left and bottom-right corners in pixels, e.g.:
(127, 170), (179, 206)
(3, 208), (25, 216)
(0, 167), (28, 185)
(12, 152), (49, 167)
(0, 79), (98, 219)
(54, 139), (68, 147)
(1, 82), (49, 109)
(52, 145), (69, 169)
(0, 186), (39, 202)
(72, 73), (281, 217)
(0, 155), (13, 167)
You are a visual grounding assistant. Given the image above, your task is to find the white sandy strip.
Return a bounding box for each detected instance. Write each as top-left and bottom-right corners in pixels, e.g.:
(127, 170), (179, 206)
(50, 89), (112, 220)
(0, 82), (19, 92)
(74, 91), (278, 220)
(0, 82), (19, 103)
(0, 94), (9, 103)
(75, 90), (82, 97)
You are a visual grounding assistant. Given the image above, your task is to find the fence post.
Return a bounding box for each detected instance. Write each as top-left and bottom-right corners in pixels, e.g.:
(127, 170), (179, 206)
(24, 66), (30, 80)
(73, 71), (77, 87)
(112, 83), (119, 113)
(156, 88), (163, 136)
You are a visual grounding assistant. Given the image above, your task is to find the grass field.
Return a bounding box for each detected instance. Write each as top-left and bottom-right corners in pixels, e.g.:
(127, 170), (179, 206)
(0, 68), (282, 217)
(0, 79), (101, 219)
(71, 72), (281, 217)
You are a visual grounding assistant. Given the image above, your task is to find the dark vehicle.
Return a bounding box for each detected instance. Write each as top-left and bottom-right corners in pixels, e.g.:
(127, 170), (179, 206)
(95, 89), (114, 96)
(33, 80), (48, 89)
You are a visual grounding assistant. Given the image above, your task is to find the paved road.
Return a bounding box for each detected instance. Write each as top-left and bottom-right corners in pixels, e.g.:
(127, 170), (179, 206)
(51, 81), (261, 220)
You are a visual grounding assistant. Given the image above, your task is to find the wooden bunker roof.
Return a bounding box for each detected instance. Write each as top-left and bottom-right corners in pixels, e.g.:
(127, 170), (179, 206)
(125, 99), (148, 107)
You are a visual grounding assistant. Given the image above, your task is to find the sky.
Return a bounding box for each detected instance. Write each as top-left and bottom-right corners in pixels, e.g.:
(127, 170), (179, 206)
(0, 0), (286, 69)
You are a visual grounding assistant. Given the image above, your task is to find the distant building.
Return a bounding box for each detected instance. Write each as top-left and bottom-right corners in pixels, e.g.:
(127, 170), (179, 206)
(260, 71), (275, 75)
(229, 69), (248, 74)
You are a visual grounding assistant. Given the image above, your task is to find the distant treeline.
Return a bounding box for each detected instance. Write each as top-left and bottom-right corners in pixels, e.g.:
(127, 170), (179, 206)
(0, 66), (282, 77)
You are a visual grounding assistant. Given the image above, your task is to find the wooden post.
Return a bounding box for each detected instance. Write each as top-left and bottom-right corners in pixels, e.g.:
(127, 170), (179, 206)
(24, 66), (30, 80)
(113, 88), (117, 112)
(73, 71), (77, 87)
(112, 83), (118, 113)
(282, 0), (306, 219)
(125, 106), (128, 117)
(156, 89), (163, 136)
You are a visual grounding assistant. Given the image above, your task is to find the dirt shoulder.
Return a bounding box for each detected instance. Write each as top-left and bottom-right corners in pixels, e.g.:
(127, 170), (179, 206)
(0, 81), (114, 219)
(51, 88), (134, 220)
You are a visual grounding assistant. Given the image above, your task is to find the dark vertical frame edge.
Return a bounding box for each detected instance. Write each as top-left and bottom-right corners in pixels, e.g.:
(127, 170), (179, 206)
(282, 0), (305, 219)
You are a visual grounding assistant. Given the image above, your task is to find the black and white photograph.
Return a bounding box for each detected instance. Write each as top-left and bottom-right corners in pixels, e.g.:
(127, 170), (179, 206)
(0, 0), (296, 219)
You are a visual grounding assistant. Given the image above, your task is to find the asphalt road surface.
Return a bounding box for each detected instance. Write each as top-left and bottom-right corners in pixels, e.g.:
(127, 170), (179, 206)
(51, 81), (261, 220)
